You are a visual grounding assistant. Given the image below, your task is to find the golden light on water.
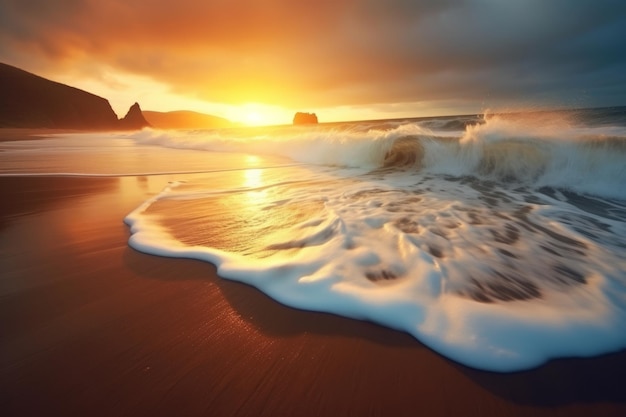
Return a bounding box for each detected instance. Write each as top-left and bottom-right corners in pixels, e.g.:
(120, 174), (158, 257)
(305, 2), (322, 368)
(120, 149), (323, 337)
(243, 156), (268, 204)
(243, 170), (267, 203)
(243, 168), (263, 189)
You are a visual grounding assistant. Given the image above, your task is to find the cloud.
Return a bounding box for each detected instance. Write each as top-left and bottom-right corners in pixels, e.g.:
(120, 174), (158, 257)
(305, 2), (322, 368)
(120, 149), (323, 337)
(1, 0), (625, 111)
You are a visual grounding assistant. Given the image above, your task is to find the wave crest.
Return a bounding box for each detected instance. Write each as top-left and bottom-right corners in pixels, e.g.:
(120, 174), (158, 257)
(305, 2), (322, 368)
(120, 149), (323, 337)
(128, 112), (626, 199)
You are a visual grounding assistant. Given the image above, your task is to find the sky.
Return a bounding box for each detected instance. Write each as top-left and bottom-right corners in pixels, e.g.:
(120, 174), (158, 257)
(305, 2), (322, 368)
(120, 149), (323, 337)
(1, 0), (626, 125)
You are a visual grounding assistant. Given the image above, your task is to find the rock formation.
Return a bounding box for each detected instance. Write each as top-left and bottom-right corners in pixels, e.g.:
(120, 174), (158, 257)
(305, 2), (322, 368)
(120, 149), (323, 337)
(293, 112), (318, 125)
(0, 62), (119, 129)
(118, 102), (151, 130)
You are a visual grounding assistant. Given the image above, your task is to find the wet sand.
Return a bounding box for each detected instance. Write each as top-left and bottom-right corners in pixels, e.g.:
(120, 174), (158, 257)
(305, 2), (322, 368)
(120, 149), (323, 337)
(0, 128), (84, 141)
(1, 175), (625, 417)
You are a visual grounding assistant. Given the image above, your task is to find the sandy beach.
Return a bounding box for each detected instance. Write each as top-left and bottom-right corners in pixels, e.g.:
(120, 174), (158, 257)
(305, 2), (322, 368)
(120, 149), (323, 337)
(2, 3), (626, 414)
(0, 173), (624, 417)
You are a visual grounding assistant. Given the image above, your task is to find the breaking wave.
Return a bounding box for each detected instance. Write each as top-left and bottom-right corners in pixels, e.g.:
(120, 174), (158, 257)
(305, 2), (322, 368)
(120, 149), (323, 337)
(129, 110), (626, 199)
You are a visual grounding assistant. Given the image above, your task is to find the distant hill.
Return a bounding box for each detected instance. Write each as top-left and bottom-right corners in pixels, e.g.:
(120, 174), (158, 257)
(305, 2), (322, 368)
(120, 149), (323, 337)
(143, 110), (233, 129)
(0, 62), (149, 130)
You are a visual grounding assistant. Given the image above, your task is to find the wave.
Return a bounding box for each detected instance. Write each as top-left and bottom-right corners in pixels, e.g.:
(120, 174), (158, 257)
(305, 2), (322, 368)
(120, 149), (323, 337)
(386, 115), (626, 199)
(130, 112), (626, 200)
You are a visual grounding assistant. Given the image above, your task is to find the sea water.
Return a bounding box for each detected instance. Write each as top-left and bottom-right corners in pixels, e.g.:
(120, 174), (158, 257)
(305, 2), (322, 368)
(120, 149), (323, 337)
(4, 107), (626, 372)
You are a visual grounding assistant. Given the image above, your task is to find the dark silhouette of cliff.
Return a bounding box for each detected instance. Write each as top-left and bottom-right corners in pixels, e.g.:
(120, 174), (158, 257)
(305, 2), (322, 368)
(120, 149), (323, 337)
(119, 102), (151, 130)
(293, 112), (318, 125)
(0, 62), (120, 129)
(0, 62), (235, 131)
(143, 110), (232, 129)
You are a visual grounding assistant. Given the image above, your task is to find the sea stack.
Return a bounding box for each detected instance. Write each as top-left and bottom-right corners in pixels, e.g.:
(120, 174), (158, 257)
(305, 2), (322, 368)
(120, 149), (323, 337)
(293, 112), (318, 125)
(118, 102), (151, 130)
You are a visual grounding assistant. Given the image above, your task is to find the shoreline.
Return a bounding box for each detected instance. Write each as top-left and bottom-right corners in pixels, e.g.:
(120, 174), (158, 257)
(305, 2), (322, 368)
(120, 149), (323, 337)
(2, 174), (626, 417)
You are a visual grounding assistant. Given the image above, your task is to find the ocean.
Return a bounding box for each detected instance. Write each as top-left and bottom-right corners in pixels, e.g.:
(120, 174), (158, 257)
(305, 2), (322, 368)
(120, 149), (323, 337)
(3, 106), (626, 372)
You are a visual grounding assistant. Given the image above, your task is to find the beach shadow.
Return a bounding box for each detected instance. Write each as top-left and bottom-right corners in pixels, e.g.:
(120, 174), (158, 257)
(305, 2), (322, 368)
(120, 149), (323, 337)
(0, 176), (118, 230)
(455, 350), (626, 406)
(123, 247), (626, 408)
(216, 269), (423, 350)
(122, 247), (423, 350)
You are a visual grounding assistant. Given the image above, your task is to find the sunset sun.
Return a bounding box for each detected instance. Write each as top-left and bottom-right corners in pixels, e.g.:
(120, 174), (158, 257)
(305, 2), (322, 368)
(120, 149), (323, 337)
(244, 111), (263, 126)
(230, 103), (291, 126)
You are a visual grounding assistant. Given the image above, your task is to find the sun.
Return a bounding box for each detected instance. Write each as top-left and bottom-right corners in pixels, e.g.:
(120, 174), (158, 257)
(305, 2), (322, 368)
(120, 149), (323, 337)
(230, 103), (291, 126)
(244, 111), (263, 126)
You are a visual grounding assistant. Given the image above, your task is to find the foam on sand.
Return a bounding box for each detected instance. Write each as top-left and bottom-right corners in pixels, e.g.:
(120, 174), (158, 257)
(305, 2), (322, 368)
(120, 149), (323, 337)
(124, 159), (626, 372)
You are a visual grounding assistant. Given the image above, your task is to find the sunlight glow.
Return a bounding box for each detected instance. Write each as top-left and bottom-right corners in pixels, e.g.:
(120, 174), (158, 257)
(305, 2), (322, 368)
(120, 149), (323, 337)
(47, 65), (293, 124)
(45, 64), (449, 125)
(232, 103), (291, 126)
(44, 64), (451, 126)
(245, 112), (263, 126)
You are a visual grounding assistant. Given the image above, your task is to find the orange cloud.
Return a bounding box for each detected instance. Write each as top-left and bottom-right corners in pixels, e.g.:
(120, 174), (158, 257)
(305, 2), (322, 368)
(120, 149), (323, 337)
(2, 0), (626, 113)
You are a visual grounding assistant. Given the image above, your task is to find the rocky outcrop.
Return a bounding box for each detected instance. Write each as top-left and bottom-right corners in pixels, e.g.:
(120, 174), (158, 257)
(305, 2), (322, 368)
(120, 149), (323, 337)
(0, 62), (119, 129)
(293, 112), (318, 125)
(118, 102), (151, 130)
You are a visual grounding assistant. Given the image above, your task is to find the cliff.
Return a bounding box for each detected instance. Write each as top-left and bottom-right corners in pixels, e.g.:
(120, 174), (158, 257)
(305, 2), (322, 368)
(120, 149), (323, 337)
(143, 110), (232, 129)
(0, 62), (119, 129)
(293, 112), (318, 125)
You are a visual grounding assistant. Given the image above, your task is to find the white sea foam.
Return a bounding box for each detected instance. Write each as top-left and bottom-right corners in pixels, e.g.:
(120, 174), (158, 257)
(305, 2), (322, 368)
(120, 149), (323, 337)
(124, 156), (626, 372)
